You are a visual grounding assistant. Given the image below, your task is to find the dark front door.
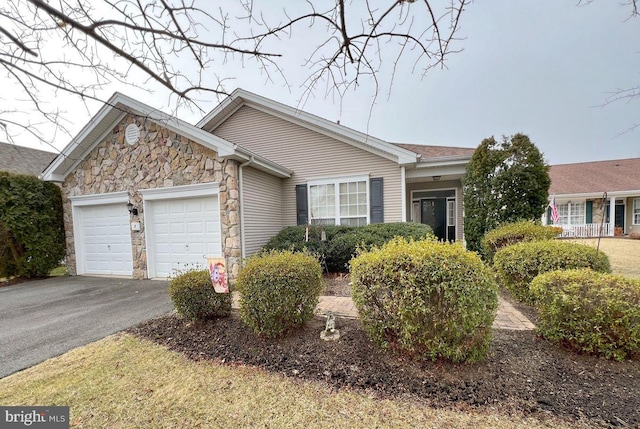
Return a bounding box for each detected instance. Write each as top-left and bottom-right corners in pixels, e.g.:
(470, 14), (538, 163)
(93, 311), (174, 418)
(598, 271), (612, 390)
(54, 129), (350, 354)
(421, 198), (446, 241)
(606, 203), (626, 231)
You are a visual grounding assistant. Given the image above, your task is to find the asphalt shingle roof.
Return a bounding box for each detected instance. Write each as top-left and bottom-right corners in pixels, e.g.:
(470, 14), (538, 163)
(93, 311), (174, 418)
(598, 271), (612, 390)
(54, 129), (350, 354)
(0, 142), (57, 176)
(394, 143), (476, 159)
(549, 158), (640, 195)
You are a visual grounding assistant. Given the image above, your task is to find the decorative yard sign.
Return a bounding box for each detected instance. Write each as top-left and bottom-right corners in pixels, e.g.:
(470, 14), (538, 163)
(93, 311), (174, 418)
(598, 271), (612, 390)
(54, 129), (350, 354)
(207, 257), (228, 293)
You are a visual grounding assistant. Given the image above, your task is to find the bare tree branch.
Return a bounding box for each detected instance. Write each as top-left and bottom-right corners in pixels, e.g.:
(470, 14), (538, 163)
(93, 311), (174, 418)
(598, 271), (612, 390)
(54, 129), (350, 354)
(0, 0), (470, 149)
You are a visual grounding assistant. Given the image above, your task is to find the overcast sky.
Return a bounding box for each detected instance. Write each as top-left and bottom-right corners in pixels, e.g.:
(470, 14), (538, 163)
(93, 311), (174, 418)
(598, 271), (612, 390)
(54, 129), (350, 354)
(5, 1), (639, 166)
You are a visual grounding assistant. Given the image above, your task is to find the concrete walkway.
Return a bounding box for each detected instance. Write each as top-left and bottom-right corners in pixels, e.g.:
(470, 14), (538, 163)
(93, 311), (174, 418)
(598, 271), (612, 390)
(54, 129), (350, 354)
(233, 293), (535, 331)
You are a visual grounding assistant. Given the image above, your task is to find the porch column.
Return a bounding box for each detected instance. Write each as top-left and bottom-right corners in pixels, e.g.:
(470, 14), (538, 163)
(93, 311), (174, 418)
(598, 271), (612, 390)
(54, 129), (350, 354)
(610, 196), (616, 236)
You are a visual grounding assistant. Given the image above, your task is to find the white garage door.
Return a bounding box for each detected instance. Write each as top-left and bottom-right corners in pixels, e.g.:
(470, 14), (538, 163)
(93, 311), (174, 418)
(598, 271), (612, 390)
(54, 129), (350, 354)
(146, 196), (221, 278)
(76, 204), (133, 276)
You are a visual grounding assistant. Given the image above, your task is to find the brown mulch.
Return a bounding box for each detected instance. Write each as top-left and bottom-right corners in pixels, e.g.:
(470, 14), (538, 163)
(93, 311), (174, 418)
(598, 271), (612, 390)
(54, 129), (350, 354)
(129, 277), (640, 428)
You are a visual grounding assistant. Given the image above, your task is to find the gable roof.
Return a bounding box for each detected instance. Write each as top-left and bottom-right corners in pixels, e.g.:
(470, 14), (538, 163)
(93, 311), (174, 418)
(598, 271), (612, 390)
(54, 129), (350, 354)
(42, 92), (291, 182)
(549, 157), (640, 196)
(0, 142), (57, 176)
(197, 89), (420, 165)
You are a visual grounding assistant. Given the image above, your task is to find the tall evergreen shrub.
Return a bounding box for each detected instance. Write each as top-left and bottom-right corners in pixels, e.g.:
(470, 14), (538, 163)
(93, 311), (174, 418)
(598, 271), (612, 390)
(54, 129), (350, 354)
(0, 172), (65, 278)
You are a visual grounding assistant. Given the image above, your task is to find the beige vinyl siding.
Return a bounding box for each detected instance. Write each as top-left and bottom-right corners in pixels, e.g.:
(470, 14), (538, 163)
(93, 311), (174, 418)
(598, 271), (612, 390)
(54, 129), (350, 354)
(212, 106), (402, 226)
(241, 166), (283, 256)
(405, 180), (464, 241)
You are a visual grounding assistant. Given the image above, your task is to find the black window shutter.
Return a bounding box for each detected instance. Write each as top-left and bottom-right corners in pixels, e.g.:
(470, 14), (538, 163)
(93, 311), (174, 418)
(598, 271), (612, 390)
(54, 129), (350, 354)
(546, 206), (552, 225)
(370, 177), (384, 224)
(296, 184), (308, 225)
(586, 200), (593, 224)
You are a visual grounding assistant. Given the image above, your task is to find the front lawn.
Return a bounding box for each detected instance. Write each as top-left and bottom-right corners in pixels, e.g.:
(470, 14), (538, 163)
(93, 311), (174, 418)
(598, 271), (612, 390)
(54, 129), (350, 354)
(570, 237), (640, 279)
(0, 334), (577, 429)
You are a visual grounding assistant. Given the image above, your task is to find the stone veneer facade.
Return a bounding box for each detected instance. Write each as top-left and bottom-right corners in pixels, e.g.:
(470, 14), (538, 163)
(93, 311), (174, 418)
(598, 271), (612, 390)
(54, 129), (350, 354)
(61, 114), (241, 280)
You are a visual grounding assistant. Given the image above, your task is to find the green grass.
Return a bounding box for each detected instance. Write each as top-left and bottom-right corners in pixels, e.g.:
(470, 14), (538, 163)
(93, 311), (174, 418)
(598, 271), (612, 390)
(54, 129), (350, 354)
(0, 334), (582, 429)
(49, 266), (68, 277)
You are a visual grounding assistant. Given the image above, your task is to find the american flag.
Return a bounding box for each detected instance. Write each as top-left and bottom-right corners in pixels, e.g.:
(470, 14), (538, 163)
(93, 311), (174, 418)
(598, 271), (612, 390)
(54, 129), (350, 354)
(549, 197), (560, 224)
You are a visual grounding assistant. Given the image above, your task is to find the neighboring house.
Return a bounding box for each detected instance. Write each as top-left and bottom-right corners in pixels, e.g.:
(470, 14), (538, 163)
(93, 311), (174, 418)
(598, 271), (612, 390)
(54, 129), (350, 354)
(0, 142), (57, 176)
(545, 158), (640, 237)
(42, 89), (474, 280)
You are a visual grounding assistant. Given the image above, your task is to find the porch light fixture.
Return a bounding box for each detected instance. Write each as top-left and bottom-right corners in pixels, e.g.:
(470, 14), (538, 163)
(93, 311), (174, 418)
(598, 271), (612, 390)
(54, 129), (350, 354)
(127, 201), (138, 216)
(432, 176), (441, 181)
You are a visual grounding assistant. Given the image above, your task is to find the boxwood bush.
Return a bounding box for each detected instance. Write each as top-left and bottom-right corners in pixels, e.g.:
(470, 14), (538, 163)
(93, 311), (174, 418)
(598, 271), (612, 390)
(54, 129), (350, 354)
(263, 223), (433, 273)
(350, 237), (498, 363)
(481, 221), (560, 263)
(0, 172), (65, 278)
(494, 240), (611, 303)
(169, 269), (232, 321)
(236, 250), (323, 338)
(531, 269), (640, 361)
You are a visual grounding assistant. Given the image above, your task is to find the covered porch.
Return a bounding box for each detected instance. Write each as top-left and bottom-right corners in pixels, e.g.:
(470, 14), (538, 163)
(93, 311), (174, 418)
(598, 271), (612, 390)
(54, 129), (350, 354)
(546, 192), (639, 238)
(402, 153), (469, 242)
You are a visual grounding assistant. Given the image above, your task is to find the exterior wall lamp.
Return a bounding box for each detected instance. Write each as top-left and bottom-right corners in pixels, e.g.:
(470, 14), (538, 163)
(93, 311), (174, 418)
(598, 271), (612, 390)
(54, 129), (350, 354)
(127, 202), (138, 216)
(432, 176), (441, 181)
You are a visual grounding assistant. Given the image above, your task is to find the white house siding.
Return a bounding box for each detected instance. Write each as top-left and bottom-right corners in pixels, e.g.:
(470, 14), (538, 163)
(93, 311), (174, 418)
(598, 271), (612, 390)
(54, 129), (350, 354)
(211, 106), (403, 226)
(241, 166), (283, 256)
(405, 180), (464, 241)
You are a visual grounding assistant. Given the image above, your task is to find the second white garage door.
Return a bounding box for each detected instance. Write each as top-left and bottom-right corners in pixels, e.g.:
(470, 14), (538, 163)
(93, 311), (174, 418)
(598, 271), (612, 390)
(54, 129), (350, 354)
(146, 196), (221, 278)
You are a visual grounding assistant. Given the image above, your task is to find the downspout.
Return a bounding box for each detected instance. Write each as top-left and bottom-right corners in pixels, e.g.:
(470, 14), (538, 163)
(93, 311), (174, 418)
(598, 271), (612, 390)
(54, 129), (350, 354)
(400, 166), (407, 222)
(238, 156), (254, 259)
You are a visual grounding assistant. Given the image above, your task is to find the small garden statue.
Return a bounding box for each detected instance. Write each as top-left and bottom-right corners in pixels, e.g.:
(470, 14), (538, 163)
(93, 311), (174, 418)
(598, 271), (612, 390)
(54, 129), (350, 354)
(320, 311), (340, 341)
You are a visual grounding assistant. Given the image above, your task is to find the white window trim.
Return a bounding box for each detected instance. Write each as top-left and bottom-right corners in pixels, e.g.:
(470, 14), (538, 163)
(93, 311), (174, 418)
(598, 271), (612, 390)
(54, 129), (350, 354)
(308, 175), (370, 225)
(447, 198), (456, 227)
(633, 198), (640, 225)
(557, 201), (586, 226)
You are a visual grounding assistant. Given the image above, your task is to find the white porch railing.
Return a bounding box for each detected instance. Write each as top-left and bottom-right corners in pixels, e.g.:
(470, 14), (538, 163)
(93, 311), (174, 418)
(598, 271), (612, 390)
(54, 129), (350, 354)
(557, 223), (613, 238)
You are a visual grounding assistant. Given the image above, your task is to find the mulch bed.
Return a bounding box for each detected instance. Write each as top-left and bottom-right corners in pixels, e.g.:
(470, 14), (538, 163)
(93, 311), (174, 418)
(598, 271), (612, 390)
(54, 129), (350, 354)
(129, 276), (640, 428)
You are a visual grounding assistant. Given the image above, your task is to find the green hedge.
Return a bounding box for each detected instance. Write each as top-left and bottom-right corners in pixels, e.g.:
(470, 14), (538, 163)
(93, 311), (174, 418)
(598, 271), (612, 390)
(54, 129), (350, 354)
(494, 240), (611, 303)
(0, 172), (65, 278)
(531, 269), (640, 361)
(350, 237), (498, 363)
(236, 250), (324, 338)
(481, 221), (560, 263)
(263, 223), (433, 273)
(169, 269), (231, 321)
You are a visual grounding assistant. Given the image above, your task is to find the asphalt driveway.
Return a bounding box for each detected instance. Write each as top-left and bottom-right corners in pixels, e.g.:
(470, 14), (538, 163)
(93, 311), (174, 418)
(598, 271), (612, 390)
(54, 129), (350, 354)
(0, 276), (173, 379)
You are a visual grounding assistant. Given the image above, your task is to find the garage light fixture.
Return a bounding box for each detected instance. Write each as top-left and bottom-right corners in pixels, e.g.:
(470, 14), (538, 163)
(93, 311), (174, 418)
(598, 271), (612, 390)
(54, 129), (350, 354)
(127, 202), (138, 216)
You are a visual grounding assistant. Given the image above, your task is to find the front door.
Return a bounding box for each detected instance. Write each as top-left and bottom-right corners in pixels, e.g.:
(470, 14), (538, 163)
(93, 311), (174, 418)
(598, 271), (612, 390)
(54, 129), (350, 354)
(421, 198), (446, 241)
(606, 203), (626, 232)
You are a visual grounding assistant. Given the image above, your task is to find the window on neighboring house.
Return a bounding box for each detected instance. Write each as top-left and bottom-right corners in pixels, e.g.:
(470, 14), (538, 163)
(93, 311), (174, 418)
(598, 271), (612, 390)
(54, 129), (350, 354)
(556, 201), (585, 225)
(557, 202), (569, 224)
(570, 202), (585, 225)
(309, 177), (368, 226)
(634, 198), (640, 225)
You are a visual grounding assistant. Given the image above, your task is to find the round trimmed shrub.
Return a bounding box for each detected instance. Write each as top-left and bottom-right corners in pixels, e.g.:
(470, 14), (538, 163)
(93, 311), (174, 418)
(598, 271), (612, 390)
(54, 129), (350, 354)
(481, 221), (560, 263)
(531, 269), (640, 361)
(263, 223), (433, 273)
(236, 250), (323, 338)
(326, 222), (433, 272)
(494, 240), (611, 303)
(169, 269), (232, 321)
(350, 237), (498, 363)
